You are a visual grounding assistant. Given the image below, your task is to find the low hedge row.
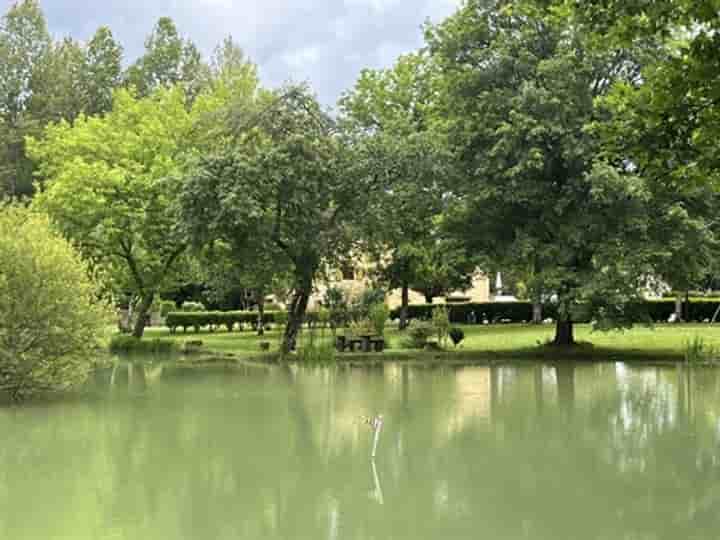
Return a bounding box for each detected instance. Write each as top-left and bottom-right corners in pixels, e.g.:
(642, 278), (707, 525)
(390, 303), (558, 324)
(390, 300), (720, 324)
(166, 311), (282, 333)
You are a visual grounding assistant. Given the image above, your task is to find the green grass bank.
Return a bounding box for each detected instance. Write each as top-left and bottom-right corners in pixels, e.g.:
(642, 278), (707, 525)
(121, 323), (720, 363)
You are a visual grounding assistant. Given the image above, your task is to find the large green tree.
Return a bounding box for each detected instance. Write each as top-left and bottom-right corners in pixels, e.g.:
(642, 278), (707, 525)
(428, 0), (658, 345)
(26, 37), (86, 125)
(125, 17), (208, 102)
(341, 53), (455, 328)
(0, 0), (50, 197)
(29, 88), (199, 338)
(181, 86), (376, 353)
(83, 26), (123, 116)
(570, 1), (720, 315)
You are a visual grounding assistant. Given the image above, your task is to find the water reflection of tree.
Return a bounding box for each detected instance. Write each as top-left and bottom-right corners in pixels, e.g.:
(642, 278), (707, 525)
(2, 362), (720, 539)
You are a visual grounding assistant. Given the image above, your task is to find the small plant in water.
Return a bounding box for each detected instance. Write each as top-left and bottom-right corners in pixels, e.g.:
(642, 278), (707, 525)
(684, 335), (717, 364)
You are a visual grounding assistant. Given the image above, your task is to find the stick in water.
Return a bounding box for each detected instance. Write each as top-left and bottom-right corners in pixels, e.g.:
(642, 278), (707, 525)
(371, 415), (383, 458)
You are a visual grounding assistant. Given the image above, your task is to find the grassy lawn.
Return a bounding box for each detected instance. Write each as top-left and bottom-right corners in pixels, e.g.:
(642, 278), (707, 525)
(139, 323), (720, 362)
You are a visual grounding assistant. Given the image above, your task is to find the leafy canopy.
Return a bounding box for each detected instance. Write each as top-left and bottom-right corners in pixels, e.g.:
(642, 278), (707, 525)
(0, 203), (111, 400)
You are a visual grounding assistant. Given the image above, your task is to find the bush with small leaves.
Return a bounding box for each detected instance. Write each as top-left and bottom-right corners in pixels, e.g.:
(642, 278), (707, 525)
(0, 205), (112, 400)
(369, 303), (390, 337)
(403, 322), (435, 349)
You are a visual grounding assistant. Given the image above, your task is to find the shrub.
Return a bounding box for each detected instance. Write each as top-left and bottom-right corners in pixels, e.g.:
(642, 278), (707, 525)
(324, 286), (350, 331)
(165, 311), (282, 334)
(403, 322), (434, 349)
(369, 303), (390, 337)
(449, 327), (465, 348)
(389, 299), (720, 325)
(297, 341), (336, 364)
(432, 306), (451, 347)
(0, 204), (112, 400)
(350, 289), (385, 321)
(684, 335), (717, 363)
(109, 335), (177, 354)
(158, 300), (177, 317)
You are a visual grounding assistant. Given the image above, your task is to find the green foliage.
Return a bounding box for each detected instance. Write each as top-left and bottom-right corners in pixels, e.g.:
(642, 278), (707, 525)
(368, 303), (390, 337)
(391, 299), (720, 325)
(181, 301), (205, 312)
(432, 306), (451, 347)
(108, 335), (177, 355)
(684, 336), (717, 364)
(392, 302), (555, 324)
(449, 327), (465, 348)
(0, 204), (111, 400)
(29, 86), (204, 337)
(158, 300), (176, 317)
(352, 289), (386, 321)
(0, 0), (51, 197)
(180, 85), (375, 354)
(124, 17), (209, 101)
(403, 321), (435, 350)
(324, 287), (350, 331)
(296, 341), (336, 364)
(83, 26), (123, 115)
(165, 311), (282, 334)
(427, 0), (660, 343)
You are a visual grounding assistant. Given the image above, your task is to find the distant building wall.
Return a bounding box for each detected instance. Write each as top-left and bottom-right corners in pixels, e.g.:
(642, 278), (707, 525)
(309, 267), (491, 310)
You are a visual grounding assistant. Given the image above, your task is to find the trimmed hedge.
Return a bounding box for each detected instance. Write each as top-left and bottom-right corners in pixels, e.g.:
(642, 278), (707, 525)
(390, 303), (558, 324)
(390, 300), (720, 325)
(109, 335), (178, 354)
(165, 311), (282, 334)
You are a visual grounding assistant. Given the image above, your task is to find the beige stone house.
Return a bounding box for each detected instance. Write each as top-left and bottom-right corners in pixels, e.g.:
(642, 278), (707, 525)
(308, 259), (490, 310)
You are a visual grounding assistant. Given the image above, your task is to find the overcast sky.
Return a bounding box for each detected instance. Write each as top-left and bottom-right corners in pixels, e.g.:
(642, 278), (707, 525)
(29, 0), (461, 107)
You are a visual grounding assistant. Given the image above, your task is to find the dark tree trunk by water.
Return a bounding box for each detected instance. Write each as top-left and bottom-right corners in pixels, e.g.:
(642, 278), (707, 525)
(282, 283), (311, 355)
(399, 282), (410, 330)
(553, 318), (575, 346)
(132, 293), (154, 338)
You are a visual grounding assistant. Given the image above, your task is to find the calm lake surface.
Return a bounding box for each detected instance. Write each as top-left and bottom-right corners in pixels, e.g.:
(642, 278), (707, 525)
(1, 360), (719, 539)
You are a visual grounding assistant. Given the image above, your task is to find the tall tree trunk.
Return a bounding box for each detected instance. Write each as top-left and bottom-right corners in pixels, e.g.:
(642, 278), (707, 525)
(684, 290), (690, 322)
(553, 318), (574, 346)
(532, 301), (543, 324)
(132, 293), (154, 338)
(282, 282), (311, 355)
(256, 289), (265, 336)
(399, 282), (410, 331)
(424, 292), (434, 304)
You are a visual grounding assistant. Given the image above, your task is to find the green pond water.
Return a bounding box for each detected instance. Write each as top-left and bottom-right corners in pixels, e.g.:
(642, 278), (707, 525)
(1, 360), (719, 539)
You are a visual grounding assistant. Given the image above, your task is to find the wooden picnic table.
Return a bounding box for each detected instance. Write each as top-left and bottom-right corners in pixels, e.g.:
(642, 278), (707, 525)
(336, 335), (386, 353)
